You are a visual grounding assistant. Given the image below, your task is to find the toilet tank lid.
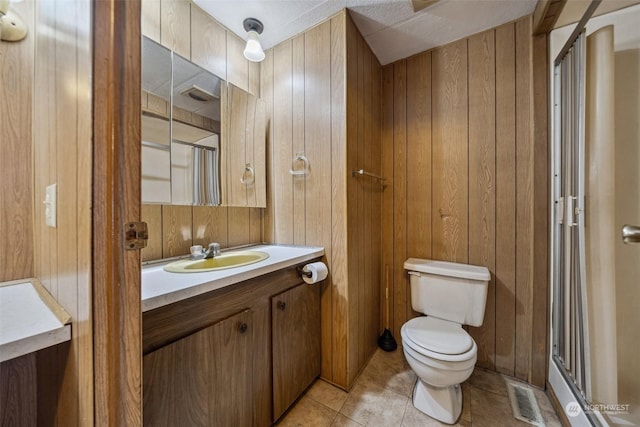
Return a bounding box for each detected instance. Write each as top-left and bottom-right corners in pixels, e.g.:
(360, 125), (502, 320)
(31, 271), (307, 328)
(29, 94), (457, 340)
(404, 258), (490, 281)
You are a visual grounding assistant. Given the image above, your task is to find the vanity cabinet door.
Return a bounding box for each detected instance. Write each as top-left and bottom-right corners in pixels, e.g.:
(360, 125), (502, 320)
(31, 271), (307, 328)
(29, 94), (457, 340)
(272, 283), (321, 421)
(143, 309), (254, 427)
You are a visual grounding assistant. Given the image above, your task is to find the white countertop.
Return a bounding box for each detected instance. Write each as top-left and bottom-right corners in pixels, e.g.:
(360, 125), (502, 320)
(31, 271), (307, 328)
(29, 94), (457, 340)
(142, 244), (324, 312)
(0, 280), (71, 363)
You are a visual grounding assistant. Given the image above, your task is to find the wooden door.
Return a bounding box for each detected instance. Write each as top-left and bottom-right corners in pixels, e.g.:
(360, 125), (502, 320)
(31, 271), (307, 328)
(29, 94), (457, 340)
(272, 283), (321, 421)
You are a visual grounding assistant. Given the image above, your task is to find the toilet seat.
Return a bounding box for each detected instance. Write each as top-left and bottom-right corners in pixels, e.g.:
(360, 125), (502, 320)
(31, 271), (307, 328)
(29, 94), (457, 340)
(401, 317), (476, 363)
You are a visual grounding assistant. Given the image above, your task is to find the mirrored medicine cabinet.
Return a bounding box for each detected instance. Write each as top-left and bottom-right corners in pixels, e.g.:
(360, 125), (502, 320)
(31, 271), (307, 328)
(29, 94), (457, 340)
(141, 36), (266, 207)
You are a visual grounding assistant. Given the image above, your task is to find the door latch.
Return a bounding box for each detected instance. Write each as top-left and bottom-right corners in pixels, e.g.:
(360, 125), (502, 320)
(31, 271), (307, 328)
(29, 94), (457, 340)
(124, 222), (148, 250)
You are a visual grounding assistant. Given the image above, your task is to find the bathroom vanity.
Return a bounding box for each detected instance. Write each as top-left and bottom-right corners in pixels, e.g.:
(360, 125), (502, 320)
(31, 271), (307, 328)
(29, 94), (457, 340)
(142, 245), (324, 426)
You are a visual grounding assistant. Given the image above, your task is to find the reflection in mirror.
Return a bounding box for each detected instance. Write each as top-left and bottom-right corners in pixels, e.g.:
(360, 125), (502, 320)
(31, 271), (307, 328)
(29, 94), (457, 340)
(141, 36), (224, 206)
(171, 52), (223, 206)
(226, 83), (267, 208)
(141, 37), (172, 204)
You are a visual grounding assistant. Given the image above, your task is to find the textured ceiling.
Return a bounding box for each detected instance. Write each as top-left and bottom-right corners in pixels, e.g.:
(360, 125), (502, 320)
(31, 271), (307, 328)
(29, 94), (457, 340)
(193, 0), (537, 65)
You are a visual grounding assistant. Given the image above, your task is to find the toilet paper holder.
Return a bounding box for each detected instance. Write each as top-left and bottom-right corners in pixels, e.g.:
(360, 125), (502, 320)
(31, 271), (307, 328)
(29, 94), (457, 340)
(296, 266), (313, 279)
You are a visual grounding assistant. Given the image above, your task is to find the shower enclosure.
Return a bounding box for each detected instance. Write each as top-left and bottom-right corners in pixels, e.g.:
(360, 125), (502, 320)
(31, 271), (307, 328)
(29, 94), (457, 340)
(550, 3), (640, 425)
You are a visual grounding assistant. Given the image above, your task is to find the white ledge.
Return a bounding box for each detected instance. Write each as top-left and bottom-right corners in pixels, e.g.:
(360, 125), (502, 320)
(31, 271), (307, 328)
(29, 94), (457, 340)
(142, 244), (325, 312)
(0, 279), (71, 363)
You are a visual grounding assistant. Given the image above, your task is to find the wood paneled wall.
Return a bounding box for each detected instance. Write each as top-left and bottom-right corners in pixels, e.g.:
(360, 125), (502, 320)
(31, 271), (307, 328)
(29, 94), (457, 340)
(140, 0), (263, 262)
(345, 15), (383, 387)
(0, 0), (33, 283)
(381, 17), (549, 387)
(0, 2), (37, 415)
(262, 12), (382, 389)
(31, 0), (94, 424)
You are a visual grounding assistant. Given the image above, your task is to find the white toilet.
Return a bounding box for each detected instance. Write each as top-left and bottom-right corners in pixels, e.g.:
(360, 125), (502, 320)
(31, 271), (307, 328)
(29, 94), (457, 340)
(401, 258), (490, 425)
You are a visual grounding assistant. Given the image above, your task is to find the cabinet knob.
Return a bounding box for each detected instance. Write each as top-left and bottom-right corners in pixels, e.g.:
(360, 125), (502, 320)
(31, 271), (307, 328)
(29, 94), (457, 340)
(238, 322), (248, 334)
(277, 301), (286, 311)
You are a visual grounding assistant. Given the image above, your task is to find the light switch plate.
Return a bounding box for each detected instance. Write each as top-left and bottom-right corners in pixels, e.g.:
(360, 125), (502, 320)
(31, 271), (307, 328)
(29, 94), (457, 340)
(44, 184), (57, 228)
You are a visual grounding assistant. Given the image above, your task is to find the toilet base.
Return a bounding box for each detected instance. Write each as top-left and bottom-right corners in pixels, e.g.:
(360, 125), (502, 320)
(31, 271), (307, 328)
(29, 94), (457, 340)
(412, 379), (462, 425)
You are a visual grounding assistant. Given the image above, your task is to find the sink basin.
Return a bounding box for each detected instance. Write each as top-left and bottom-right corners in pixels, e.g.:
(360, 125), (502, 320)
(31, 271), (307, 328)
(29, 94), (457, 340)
(163, 250), (269, 273)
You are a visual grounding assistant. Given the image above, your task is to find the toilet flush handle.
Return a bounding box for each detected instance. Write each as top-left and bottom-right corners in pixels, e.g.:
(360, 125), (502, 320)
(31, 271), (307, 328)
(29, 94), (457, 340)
(408, 271), (421, 277)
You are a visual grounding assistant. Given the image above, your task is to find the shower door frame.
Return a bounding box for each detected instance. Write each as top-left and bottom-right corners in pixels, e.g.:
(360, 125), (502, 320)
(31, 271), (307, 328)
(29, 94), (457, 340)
(548, 1), (607, 425)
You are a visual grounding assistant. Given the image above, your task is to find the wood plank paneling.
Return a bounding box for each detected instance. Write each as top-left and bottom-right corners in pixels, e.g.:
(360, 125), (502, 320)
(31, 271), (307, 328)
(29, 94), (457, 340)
(381, 65), (395, 335)
(162, 205), (193, 257)
(406, 52), (432, 322)
(392, 60), (408, 343)
(249, 61), (260, 97)
(142, 205), (163, 262)
(362, 38), (376, 372)
(227, 32), (250, 92)
(305, 20), (339, 383)
(273, 40), (295, 244)
(304, 21), (332, 261)
(27, 0), (96, 424)
(292, 34), (306, 246)
(514, 17), (534, 382)
(249, 208), (263, 244)
(468, 29), (497, 370)
(190, 5), (227, 79)
(141, 0), (161, 43)
(0, 0), (33, 284)
(192, 206), (229, 249)
(531, 33), (550, 388)
(345, 13), (359, 386)
(160, 0), (190, 59)
(227, 207), (251, 247)
(432, 39), (469, 264)
(382, 17), (547, 386)
(494, 23), (518, 376)
(261, 49), (275, 242)
(371, 57), (383, 341)
(329, 12), (347, 384)
(406, 52), (432, 261)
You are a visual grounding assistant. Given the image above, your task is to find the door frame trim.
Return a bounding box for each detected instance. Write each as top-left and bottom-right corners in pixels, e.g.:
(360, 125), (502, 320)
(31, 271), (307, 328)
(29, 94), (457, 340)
(92, 0), (142, 424)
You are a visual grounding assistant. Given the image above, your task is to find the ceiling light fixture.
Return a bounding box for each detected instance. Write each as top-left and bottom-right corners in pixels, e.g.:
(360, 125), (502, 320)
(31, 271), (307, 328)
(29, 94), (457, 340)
(243, 18), (265, 63)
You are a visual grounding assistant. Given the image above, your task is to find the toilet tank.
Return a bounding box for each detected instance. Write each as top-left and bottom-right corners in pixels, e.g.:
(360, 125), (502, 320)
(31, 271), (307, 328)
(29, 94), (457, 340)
(404, 258), (490, 327)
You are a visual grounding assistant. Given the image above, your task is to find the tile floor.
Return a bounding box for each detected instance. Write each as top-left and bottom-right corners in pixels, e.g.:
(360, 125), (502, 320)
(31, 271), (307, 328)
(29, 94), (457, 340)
(277, 348), (562, 427)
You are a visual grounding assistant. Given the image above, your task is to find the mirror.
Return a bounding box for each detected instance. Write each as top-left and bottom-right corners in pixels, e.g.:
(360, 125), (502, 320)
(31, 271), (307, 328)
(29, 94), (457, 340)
(141, 36), (266, 207)
(171, 52), (223, 206)
(141, 37), (172, 204)
(141, 36), (223, 206)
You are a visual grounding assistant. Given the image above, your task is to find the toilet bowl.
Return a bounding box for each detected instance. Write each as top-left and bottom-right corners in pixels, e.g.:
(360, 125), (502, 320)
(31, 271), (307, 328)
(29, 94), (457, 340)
(401, 317), (477, 424)
(402, 258), (490, 425)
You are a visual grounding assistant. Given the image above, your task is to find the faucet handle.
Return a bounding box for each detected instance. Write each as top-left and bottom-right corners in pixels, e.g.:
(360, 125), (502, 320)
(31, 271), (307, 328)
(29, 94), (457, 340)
(190, 245), (204, 258)
(208, 242), (221, 256)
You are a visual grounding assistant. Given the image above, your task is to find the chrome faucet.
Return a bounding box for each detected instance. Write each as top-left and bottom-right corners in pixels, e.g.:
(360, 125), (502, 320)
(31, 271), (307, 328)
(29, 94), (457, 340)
(190, 242), (221, 260)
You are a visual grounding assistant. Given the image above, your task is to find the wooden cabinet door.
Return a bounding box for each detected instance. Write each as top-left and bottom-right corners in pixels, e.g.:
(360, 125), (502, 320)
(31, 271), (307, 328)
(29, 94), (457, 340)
(143, 322), (213, 426)
(272, 284), (321, 421)
(210, 310), (253, 427)
(143, 310), (254, 426)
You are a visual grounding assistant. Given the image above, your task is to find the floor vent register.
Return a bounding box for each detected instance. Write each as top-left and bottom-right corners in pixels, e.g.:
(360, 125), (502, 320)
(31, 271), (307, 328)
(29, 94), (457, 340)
(506, 381), (546, 427)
